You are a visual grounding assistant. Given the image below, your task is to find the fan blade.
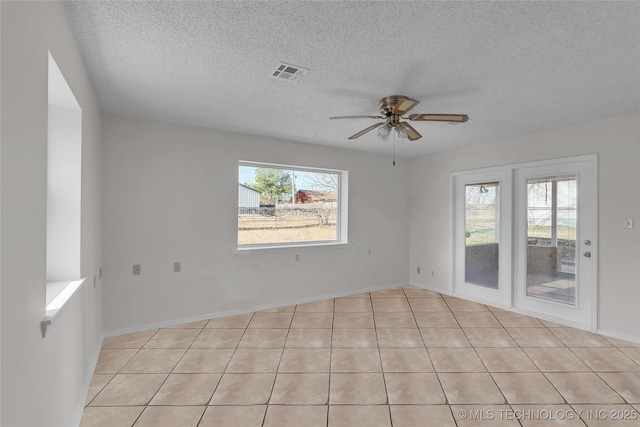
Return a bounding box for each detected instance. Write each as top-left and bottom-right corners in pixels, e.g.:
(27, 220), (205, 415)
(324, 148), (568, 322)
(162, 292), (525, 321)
(402, 122), (422, 141)
(407, 114), (469, 122)
(330, 115), (385, 120)
(393, 97), (420, 115)
(348, 123), (384, 139)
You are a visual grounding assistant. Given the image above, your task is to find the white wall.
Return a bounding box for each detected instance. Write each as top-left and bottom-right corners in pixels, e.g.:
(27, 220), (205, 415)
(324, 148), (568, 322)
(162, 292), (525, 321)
(409, 113), (640, 341)
(102, 114), (410, 333)
(1, 2), (103, 426)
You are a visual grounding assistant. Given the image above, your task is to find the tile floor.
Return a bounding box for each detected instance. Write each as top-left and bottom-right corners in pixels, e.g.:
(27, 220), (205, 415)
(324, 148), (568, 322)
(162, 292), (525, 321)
(81, 286), (640, 426)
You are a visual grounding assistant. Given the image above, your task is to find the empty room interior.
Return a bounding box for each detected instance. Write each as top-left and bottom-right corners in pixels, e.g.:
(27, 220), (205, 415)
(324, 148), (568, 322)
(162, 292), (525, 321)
(1, 1), (640, 426)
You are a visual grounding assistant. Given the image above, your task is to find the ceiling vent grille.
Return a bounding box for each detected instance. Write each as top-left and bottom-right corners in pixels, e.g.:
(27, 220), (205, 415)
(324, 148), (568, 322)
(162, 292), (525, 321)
(270, 62), (309, 83)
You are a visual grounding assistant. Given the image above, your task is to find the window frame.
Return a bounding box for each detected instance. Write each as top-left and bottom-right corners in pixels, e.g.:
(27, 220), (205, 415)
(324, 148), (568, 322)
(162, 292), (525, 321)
(236, 160), (349, 252)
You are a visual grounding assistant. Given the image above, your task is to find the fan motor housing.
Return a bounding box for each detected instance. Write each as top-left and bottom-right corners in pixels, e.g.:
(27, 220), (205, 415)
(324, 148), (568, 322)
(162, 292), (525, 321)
(379, 95), (407, 116)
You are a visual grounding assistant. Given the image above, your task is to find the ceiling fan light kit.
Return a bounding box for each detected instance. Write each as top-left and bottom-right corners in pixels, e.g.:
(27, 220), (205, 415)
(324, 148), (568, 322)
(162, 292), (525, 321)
(330, 95), (469, 142)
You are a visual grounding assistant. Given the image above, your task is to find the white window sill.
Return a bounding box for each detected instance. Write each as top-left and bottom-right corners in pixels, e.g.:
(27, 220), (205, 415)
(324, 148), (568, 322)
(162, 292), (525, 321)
(45, 278), (85, 320)
(235, 241), (351, 255)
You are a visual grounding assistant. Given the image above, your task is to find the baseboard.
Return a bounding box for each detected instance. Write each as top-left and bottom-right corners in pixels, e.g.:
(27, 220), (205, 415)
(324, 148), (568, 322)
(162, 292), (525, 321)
(104, 281), (409, 338)
(409, 281), (452, 296)
(71, 335), (104, 427)
(597, 328), (640, 345)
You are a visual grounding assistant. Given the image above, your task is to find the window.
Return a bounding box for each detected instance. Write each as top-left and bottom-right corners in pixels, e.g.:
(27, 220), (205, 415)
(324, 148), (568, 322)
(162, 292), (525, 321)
(237, 162), (348, 249)
(45, 52), (83, 320)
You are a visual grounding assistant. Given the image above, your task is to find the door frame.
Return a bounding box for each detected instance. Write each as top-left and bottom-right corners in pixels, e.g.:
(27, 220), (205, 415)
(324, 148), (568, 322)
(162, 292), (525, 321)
(450, 154), (598, 331)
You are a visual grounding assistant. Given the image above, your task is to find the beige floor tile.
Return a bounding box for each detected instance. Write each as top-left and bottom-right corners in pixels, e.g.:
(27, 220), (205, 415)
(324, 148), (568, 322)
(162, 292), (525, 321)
(296, 299), (334, 312)
(165, 320), (209, 329)
(374, 312), (417, 328)
(506, 328), (564, 347)
(539, 319), (567, 328)
(414, 312), (460, 328)
(379, 348), (433, 372)
(263, 405), (328, 427)
(102, 330), (158, 349)
(133, 406), (205, 427)
(209, 373), (275, 405)
(475, 348), (539, 372)
(279, 348), (331, 373)
(550, 328), (612, 347)
(270, 373), (330, 404)
(451, 405), (521, 426)
(80, 406), (144, 427)
(150, 373), (221, 405)
(190, 329), (243, 349)
(372, 298), (412, 312)
(333, 312), (375, 328)
(598, 372), (640, 403)
(404, 288), (442, 298)
(331, 329), (377, 347)
(428, 348), (486, 372)
(248, 312), (294, 328)
(370, 288), (406, 298)
(571, 348), (640, 372)
(510, 404), (584, 426)
(291, 312), (334, 328)
(90, 374), (167, 406)
(334, 298), (372, 312)
(94, 349), (138, 374)
(376, 328), (424, 347)
(545, 372), (625, 403)
(338, 292), (370, 299)
(384, 372), (446, 404)
(85, 374), (114, 405)
(329, 373), (388, 404)
(237, 328), (288, 348)
(206, 313), (253, 329)
(493, 312), (543, 328)
(331, 348), (381, 372)
(199, 405), (267, 427)
(285, 328), (332, 348)
(464, 328), (518, 347)
(260, 305), (296, 313)
(328, 405), (391, 427)
(620, 348), (640, 364)
(523, 348), (591, 372)
(438, 373), (506, 404)
(420, 328), (471, 347)
(225, 348), (282, 373)
(120, 349), (186, 373)
(173, 349), (234, 373)
(492, 372), (564, 404)
(408, 298), (450, 312)
(390, 405), (456, 427)
(446, 298), (489, 312)
(143, 328), (200, 349)
(572, 404), (640, 427)
(454, 312), (502, 328)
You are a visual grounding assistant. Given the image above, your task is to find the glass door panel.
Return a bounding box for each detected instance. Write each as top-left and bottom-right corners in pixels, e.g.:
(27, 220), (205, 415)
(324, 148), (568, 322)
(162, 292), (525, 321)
(526, 176), (577, 305)
(465, 182), (500, 289)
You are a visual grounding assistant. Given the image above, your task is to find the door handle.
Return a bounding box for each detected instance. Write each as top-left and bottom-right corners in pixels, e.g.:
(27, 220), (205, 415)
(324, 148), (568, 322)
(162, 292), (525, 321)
(584, 251), (591, 258)
(584, 240), (591, 246)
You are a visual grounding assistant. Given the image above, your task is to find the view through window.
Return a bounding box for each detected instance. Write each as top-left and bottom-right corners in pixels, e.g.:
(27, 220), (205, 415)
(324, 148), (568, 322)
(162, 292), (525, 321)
(238, 163), (344, 247)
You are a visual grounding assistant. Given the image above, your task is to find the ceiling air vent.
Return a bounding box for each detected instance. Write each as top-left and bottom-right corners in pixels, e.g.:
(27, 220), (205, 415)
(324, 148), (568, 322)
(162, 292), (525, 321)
(270, 62), (309, 83)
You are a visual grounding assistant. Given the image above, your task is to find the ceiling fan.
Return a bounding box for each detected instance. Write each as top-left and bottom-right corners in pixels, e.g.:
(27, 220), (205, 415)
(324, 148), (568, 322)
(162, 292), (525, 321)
(330, 95), (468, 141)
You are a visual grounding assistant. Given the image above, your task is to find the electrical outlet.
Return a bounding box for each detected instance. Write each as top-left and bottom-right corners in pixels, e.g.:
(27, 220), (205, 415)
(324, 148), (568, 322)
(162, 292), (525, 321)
(417, 267), (421, 274)
(295, 254), (300, 262)
(173, 262), (181, 273)
(133, 264), (141, 275)
(368, 249), (371, 255)
(626, 218), (634, 229)
(431, 270), (435, 276)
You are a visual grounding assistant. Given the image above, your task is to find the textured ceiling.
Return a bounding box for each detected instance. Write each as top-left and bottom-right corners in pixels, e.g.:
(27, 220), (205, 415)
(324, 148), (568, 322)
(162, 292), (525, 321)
(63, 1), (640, 157)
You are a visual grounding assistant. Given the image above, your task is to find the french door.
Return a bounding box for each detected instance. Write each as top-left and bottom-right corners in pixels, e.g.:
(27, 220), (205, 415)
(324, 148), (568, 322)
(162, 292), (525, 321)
(453, 155), (597, 329)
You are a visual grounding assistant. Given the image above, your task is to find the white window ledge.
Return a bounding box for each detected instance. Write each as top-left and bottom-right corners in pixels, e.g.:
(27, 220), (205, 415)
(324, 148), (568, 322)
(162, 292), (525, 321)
(235, 242), (351, 255)
(42, 278), (85, 337)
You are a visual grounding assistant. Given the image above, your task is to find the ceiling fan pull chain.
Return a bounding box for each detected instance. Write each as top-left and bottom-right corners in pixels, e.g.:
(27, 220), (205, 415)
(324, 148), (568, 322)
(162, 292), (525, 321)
(393, 138), (396, 166)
